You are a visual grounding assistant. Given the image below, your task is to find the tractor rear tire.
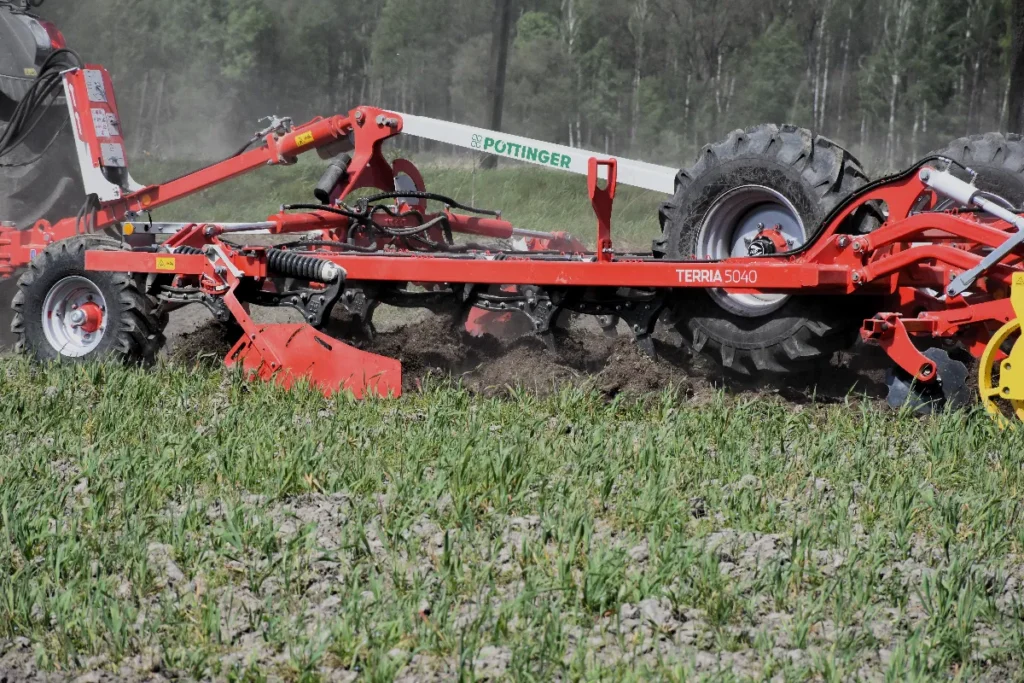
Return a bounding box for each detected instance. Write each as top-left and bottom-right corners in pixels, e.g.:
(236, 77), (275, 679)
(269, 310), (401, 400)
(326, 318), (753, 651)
(930, 133), (1024, 206)
(0, 273), (20, 349)
(0, 100), (85, 228)
(658, 124), (873, 376)
(12, 236), (166, 364)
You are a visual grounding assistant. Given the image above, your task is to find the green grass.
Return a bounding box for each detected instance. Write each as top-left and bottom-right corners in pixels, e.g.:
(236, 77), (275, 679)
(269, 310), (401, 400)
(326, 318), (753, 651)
(2, 359), (1024, 680)
(133, 158), (666, 250)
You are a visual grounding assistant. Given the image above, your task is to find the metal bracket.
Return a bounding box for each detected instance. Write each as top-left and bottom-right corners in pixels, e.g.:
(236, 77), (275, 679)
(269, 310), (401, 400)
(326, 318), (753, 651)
(250, 278), (344, 329)
(919, 168), (1024, 297)
(862, 314), (938, 383)
(256, 115), (295, 139)
(472, 285), (565, 350)
(568, 293), (667, 358)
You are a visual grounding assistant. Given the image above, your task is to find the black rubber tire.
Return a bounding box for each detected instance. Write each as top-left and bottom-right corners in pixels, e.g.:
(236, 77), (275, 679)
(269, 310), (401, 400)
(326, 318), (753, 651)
(12, 236), (166, 364)
(0, 100), (84, 229)
(658, 124), (872, 375)
(930, 133), (1024, 206)
(0, 273), (20, 349)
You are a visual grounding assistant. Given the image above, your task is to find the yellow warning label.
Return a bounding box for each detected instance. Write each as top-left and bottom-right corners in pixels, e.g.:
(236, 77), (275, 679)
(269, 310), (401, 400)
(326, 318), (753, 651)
(294, 131), (315, 147)
(155, 257), (177, 272)
(23, 68), (37, 77)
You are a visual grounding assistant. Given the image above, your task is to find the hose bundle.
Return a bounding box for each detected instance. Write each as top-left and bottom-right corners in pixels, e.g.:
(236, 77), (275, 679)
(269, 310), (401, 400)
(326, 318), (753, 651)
(0, 47), (82, 168)
(282, 190), (500, 253)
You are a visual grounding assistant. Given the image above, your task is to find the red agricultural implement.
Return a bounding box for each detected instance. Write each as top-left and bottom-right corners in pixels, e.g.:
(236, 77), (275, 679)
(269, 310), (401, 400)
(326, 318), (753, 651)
(4, 63), (1024, 423)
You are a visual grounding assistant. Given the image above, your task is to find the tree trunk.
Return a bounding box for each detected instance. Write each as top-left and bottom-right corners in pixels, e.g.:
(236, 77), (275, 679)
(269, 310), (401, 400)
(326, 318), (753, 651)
(887, 72), (899, 168)
(481, 0), (516, 170)
(562, 0), (582, 147)
(836, 7), (852, 136)
(1009, 0), (1024, 131)
(629, 0), (650, 154)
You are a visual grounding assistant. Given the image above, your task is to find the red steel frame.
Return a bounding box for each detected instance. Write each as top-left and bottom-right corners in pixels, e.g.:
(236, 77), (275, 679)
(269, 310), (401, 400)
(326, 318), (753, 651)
(3, 67), (1022, 397)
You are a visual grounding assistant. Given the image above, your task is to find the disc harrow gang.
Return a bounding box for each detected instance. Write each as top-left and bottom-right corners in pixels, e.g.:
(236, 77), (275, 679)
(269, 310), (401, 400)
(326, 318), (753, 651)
(5, 64), (1024, 421)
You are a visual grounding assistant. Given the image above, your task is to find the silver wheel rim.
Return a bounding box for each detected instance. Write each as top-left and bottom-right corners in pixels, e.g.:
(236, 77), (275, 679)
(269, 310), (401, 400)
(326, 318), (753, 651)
(41, 276), (108, 358)
(696, 185), (807, 318)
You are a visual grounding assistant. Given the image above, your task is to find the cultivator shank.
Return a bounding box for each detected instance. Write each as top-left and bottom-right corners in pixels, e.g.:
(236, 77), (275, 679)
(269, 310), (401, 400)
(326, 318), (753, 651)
(7, 65), (1024, 421)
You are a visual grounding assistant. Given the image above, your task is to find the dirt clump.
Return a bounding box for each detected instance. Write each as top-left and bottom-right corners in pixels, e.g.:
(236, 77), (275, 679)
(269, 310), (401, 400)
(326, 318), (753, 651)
(368, 313), (694, 399)
(594, 338), (692, 399)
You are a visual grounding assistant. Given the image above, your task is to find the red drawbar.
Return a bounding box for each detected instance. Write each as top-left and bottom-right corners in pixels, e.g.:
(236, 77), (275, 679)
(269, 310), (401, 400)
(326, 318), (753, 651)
(225, 324), (402, 398)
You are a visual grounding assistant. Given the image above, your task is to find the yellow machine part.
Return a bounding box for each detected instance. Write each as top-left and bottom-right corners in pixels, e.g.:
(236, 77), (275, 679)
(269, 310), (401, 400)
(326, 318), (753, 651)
(979, 273), (1024, 423)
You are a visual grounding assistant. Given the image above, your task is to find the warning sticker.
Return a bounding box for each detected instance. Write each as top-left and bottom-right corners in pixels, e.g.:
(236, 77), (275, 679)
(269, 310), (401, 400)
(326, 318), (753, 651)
(84, 69), (107, 103)
(100, 143), (126, 167)
(92, 108), (111, 137)
(155, 257), (177, 272)
(294, 131), (315, 147)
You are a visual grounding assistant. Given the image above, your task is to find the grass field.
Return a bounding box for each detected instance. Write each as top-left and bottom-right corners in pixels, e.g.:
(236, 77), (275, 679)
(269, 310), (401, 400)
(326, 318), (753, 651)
(3, 162), (1024, 681)
(0, 361), (1023, 681)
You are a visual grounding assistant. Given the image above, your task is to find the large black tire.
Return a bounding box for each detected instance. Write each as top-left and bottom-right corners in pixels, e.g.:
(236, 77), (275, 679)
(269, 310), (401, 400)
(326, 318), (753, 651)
(658, 124), (873, 376)
(0, 100), (84, 228)
(0, 273), (20, 349)
(12, 236), (166, 364)
(931, 133), (1024, 206)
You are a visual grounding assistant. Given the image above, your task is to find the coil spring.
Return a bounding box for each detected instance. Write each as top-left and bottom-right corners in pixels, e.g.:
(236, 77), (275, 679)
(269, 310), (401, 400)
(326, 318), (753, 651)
(266, 248), (334, 281)
(173, 245), (204, 256)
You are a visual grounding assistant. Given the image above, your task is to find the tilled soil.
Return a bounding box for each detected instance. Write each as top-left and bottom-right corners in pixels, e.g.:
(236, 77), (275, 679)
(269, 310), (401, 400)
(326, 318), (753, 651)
(165, 305), (891, 404)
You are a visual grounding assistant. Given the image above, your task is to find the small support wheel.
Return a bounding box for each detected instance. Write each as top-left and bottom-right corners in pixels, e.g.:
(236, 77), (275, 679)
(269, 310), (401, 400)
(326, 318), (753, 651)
(12, 236), (166, 365)
(886, 347), (971, 416)
(979, 319), (1024, 426)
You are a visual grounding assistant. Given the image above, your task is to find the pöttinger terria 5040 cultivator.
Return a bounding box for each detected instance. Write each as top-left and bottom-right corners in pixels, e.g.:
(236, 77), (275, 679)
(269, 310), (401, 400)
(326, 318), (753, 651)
(4, 62), (1024, 422)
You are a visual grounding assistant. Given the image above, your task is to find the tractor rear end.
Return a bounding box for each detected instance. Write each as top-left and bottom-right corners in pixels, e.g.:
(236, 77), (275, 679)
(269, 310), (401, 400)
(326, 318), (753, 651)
(5, 63), (1024, 424)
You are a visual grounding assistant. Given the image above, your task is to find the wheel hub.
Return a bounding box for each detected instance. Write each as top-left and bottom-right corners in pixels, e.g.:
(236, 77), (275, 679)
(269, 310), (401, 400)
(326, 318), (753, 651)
(70, 301), (104, 334)
(41, 276), (108, 358)
(746, 227), (791, 257)
(696, 185), (806, 318)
